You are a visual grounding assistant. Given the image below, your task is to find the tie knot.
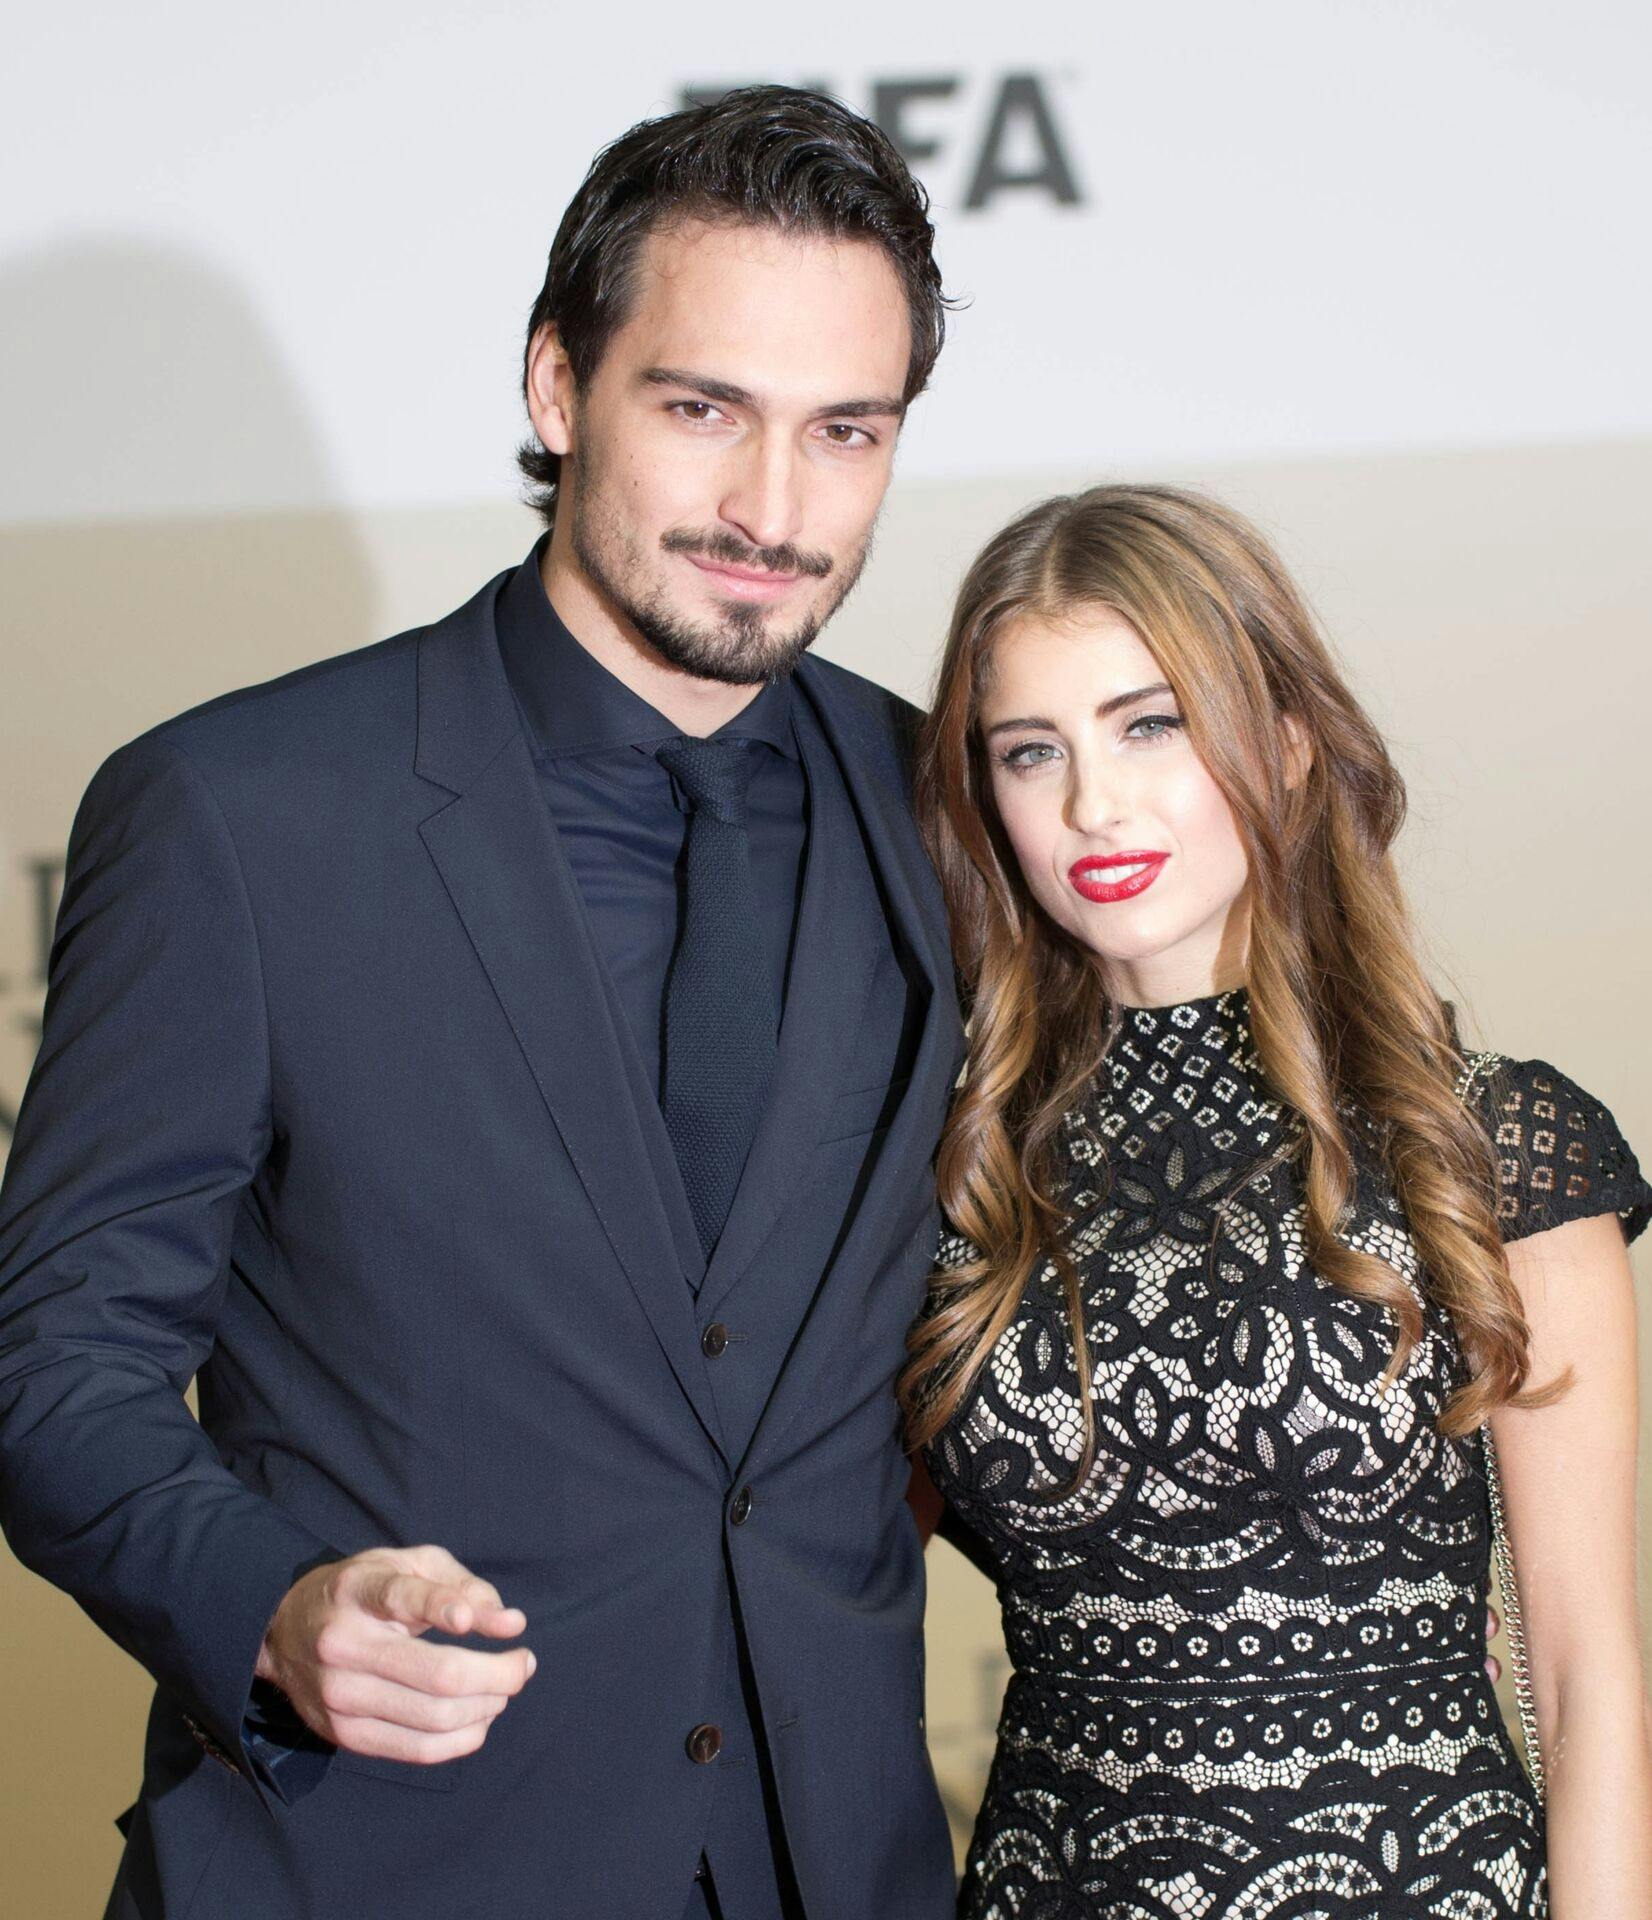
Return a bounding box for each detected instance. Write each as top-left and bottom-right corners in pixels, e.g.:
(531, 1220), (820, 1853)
(657, 736), (758, 825)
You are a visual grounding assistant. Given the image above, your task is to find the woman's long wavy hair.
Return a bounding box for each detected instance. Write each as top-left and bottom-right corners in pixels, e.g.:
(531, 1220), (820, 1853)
(901, 484), (1558, 1466)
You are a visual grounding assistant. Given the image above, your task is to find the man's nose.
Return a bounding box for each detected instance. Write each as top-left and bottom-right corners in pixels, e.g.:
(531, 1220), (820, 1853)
(719, 434), (806, 556)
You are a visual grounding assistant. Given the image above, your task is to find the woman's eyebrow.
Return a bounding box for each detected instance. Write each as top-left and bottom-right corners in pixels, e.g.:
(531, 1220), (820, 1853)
(983, 683), (1176, 738)
(1098, 681), (1175, 717)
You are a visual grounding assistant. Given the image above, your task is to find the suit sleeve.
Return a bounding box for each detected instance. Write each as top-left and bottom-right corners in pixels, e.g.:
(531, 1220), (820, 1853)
(0, 735), (339, 1807)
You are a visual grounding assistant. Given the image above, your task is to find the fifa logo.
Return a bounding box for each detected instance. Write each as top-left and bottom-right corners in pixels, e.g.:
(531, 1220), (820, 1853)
(680, 74), (1084, 210)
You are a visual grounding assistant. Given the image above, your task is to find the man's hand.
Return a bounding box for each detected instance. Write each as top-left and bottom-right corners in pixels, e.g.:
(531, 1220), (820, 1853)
(255, 1544), (535, 1765)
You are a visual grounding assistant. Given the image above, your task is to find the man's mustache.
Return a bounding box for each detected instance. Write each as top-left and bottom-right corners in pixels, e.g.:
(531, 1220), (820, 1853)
(661, 527), (834, 580)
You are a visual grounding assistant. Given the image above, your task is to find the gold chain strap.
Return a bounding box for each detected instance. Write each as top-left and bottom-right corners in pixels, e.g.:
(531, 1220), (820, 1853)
(1454, 1048), (1546, 1805)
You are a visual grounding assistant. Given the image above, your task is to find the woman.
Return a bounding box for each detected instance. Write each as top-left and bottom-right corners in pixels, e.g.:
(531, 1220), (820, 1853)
(904, 485), (1652, 1917)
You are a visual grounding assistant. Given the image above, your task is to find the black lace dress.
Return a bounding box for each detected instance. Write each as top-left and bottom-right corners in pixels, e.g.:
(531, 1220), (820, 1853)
(926, 991), (1651, 1920)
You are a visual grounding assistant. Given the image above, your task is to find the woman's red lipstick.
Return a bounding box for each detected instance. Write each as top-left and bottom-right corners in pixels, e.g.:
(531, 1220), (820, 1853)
(1068, 852), (1169, 903)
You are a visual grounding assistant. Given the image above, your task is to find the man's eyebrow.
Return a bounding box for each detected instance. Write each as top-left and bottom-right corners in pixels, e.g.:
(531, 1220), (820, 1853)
(812, 394), (907, 421)
(642, 366), (757, 409)
(641, 366), (905, 421)
(982, 684), (1176, 738)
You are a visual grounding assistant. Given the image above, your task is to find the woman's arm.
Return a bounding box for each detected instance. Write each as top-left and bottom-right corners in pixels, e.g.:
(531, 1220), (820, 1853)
(1491, 1209), (1652, 1915)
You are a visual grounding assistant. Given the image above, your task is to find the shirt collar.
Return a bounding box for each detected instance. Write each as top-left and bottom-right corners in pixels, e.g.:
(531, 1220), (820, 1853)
(496, 538), (797, 763)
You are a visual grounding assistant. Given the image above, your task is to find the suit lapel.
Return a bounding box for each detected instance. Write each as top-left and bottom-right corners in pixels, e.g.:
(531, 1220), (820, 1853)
(801, 663), (956, 1012)
(731, 663), (964, 1473)
(695, 698), (886, 1318)
(414, 590), (724, 1458)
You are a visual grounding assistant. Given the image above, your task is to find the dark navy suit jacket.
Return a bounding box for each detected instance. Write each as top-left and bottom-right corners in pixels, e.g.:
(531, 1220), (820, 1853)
(0, 568), (964, 1919)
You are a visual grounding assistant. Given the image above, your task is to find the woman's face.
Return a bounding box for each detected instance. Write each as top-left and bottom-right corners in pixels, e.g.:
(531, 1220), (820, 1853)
(979, 607), (1251, 1008)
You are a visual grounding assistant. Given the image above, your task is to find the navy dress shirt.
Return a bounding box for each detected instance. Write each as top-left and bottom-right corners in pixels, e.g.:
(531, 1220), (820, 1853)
(493, 541), (809, 1101)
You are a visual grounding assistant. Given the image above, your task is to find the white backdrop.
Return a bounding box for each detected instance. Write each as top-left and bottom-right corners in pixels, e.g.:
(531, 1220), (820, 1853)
(3, 1), (1648, 524)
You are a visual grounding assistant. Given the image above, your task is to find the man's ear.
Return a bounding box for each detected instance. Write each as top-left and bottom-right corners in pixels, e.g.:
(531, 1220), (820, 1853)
(1281, 713), (1314, 791)
(525, 323), (575, 458)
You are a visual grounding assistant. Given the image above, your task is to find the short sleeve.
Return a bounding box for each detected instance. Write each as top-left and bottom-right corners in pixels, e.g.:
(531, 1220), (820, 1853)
(1470, 1055), (1652, 1246)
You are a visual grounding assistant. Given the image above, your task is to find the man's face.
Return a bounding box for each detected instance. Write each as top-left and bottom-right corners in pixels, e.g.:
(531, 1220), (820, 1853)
(547, 218), (913, 684)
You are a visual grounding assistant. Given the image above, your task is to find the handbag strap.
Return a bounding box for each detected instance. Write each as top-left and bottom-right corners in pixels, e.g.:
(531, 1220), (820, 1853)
(1453, 1047), (1546, 1804)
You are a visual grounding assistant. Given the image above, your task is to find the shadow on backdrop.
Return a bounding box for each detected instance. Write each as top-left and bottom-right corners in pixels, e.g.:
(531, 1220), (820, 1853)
(0, 237), (375, 1920)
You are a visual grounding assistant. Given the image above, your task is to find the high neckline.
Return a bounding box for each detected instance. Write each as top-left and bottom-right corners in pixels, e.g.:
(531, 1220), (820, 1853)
(1073, 986), (1282, 1165)
(1115, 987), (1256, 1066)
(1117, 985), (1249, 1024)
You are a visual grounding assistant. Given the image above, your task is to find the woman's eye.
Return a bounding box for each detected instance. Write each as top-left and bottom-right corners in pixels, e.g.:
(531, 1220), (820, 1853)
(1125, 711), (1185, 743)
(998, 740), (1060, 771)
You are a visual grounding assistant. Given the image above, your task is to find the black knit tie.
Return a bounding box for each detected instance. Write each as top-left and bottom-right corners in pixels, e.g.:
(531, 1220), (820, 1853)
(656, 736), (778, 1258)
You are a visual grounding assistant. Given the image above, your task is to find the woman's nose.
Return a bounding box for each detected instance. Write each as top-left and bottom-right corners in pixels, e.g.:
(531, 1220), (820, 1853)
(1067, 762), (1129, 839)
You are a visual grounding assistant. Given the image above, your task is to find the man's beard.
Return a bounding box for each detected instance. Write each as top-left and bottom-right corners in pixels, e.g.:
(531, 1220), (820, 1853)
(570, 479), (873, 687)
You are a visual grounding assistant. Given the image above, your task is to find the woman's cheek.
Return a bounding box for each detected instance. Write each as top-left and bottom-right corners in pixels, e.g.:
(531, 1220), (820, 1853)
(1167, 762), (1249, 904)
(995, 783), (1072, 927)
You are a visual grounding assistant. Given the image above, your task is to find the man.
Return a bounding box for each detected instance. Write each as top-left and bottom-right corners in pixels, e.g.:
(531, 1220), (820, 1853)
(0, 89), (961, 1919)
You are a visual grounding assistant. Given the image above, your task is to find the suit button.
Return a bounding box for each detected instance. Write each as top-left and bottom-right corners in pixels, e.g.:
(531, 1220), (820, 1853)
(701, 1322), (730, 1358)
(686, 1723), (723, 1764)
(729, 1486), (753, 1527)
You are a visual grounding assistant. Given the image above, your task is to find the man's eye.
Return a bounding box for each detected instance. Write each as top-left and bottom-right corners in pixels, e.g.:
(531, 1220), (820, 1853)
(820, 423), (874, 448)
(671, 401), (725, 425)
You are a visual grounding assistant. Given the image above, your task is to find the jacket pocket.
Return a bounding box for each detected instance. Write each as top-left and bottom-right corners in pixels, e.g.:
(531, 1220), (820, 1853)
(819, 1074), (912, 1144)
(333, 1749), (461, 1793)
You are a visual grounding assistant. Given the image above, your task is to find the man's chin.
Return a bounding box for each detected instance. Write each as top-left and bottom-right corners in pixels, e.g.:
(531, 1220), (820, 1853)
(662, 632), (818, 687)
(638, 596), (822, 686)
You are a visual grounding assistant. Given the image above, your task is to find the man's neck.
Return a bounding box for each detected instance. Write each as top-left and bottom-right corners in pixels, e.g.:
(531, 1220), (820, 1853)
(539, 529), (768, 739)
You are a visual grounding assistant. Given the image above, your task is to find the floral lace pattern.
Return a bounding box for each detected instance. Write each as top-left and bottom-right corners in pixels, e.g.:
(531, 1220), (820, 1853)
(928, 992), (1650, 1918)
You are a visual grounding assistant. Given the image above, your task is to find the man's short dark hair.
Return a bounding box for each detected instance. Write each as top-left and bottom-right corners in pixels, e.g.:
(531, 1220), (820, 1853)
(518, 86), (951, 525)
